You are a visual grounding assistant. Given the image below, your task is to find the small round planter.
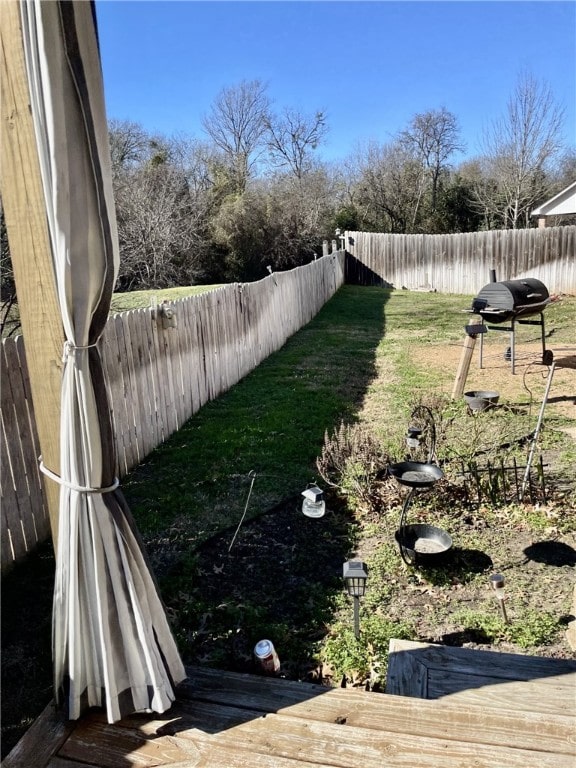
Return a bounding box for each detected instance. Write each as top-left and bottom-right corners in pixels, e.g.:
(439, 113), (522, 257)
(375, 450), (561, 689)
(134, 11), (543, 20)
(464, 390), (500, 412)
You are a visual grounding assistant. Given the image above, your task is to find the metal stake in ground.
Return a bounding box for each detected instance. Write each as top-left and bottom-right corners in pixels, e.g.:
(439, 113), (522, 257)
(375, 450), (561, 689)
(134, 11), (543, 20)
(520, 362), (556, 501)
(228, 471), (257, 552)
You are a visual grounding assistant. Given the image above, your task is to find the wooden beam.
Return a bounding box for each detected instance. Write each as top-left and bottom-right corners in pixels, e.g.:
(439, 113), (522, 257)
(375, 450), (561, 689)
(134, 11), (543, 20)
(451, 317), (482, 400)
(1, 1), (63, 547)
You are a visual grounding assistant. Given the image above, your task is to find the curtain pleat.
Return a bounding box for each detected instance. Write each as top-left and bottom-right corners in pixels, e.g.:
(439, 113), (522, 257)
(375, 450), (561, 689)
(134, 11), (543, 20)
(21, 0), (186, 723)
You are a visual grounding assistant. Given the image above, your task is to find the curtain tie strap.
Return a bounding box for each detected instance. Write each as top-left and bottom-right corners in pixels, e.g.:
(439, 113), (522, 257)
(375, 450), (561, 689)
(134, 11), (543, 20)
(39, 459), (119, 494)
(62, 340), (98, 362)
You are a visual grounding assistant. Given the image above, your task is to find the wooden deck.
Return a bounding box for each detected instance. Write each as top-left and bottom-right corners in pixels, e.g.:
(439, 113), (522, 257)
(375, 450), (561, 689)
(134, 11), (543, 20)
(387, 639), (576, 714)
(3, 642), (575, 768)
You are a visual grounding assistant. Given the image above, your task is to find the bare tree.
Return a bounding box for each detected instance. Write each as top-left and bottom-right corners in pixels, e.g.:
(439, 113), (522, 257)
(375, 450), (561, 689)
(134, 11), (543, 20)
(202, 79), (271, 194)
(457, 158), (502, 230)
(478, 72), (566, 228)
(354, 140), (427, 233)
(399, 107), (464, 213)
(112, 132), (218, 290)
(264, 108), (328, 179)
(108, 119), (150, 175)
(551, 149), (576, 194)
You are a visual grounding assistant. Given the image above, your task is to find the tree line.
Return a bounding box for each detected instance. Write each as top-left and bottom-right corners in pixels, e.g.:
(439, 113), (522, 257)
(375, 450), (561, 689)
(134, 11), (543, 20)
(2, 70), (575, 321)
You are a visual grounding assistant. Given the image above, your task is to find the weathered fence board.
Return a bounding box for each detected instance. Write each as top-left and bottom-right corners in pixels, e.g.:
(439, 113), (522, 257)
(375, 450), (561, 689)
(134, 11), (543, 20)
(1, 254), (345, 572)
(1, 335), (50, 568)
(346, 226), (576, 294)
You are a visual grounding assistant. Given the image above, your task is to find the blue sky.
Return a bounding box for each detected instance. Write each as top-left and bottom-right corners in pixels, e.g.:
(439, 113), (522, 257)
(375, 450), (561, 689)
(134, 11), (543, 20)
(95, 0), (576, 164)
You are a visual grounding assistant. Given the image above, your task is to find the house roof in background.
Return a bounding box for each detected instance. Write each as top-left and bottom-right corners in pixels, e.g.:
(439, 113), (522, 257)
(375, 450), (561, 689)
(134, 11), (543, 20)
(531, 181), (576, 216)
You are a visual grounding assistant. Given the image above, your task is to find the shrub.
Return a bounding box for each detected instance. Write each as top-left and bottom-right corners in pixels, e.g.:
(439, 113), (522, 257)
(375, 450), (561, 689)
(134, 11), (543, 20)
(321, 612), (413, 688)
(316, 421), (390, 511)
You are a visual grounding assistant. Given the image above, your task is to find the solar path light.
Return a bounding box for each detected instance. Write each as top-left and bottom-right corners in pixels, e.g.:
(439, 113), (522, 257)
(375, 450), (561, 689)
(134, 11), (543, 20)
(301, 485), (325, 518)
(405, 426), (423, 450)
(343, 560), (368, 639)
(490, 573), (509, 623)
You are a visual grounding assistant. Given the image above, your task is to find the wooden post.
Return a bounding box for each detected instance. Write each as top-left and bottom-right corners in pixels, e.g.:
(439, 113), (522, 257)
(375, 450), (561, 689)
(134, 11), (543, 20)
(1, 2), (64, 547)
(451, 318), (482, 400)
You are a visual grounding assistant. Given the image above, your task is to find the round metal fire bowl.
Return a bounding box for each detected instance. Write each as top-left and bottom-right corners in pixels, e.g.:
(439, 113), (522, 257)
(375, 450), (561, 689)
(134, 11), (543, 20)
(464, 390), (500, 412)
(395, 523), (453, 565)
(388, 461), (443, 488)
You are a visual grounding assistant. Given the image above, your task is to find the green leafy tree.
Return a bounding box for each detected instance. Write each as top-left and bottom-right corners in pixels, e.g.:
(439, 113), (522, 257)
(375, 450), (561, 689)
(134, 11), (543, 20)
(430, 175), (483, 233)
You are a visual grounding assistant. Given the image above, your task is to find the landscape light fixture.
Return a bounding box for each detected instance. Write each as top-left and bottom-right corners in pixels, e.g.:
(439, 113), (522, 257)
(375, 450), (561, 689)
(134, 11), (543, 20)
(490, 573), (508, 623)
(406, 426), (422, 450)
(343, 560), (368, 639)
(301, 484), (326, 518)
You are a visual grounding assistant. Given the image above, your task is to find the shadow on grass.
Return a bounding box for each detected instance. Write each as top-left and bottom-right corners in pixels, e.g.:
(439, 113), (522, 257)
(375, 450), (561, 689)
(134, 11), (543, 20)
(170, 494), (358, 679)
(523, 540), (576, 567)
(1, 286), (391, 758)
(122, 286), (390, 543)
(132, 286), (392, 679)
(412, 547), (494, 587)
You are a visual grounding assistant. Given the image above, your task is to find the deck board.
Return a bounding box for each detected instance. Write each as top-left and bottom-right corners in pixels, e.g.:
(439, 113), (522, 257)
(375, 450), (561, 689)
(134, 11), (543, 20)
(3, 654), (575, 768)
(115, 688), (576, 754)
(56, 708), (571, 768)
(426, 668), (576, 715)
(386, 639), (576, 716)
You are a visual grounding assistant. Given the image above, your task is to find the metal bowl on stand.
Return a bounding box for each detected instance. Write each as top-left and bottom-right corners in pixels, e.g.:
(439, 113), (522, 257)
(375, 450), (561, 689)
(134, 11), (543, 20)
(395, 522), (452, 565)
(388, 461), (443, 488)
(388, 461), (452, 566)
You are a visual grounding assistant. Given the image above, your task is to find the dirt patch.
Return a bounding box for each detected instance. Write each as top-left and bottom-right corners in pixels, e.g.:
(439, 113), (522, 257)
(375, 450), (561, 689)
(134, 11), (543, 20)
(190, 489), (576, 653)
(1, 542), (54, 758)
(354, 483), (576, 657)
(167, 496), (357, 680)
(414, 338), (576, 421)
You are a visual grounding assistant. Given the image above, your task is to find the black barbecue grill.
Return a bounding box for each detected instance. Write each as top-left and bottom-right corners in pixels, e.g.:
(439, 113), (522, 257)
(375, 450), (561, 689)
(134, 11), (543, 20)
(471, 278), (551, 323)
(468, 277), (553, 373)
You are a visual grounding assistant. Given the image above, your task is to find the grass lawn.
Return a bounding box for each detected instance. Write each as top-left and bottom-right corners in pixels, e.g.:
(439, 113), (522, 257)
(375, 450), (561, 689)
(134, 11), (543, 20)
(109, 284), (222, 313)
(121, 286), (575, 686)
(2, 285), (575, 758)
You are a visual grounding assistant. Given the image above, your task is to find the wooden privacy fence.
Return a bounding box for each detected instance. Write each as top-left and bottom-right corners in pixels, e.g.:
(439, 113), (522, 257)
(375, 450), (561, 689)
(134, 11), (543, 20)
(1, 253), (345, 573)
(345, 226), (576, 294)
(3, 226), (574, 573)
(1, 335), (50, 572)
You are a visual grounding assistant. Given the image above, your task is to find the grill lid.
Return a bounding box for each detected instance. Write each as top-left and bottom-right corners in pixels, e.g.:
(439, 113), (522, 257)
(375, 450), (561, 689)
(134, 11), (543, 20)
(472, 278), (550, 322)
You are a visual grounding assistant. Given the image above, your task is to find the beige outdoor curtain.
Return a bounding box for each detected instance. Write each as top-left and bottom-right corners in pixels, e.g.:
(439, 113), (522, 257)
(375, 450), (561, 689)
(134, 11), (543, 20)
(20, 0), (186, 722)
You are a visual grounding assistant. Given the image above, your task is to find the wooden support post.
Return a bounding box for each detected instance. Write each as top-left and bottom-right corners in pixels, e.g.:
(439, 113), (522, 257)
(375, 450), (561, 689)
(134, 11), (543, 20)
(451, 318), (482, 400)
(1, 2), (64, 547)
